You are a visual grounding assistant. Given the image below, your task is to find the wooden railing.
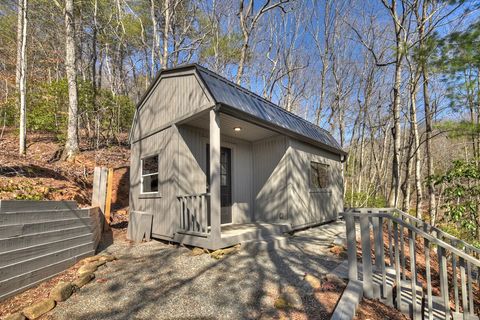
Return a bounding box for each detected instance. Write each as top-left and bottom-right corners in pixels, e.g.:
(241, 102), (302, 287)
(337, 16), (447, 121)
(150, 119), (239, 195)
(177, 193), (210, 237)
(343, 208), (480, 320)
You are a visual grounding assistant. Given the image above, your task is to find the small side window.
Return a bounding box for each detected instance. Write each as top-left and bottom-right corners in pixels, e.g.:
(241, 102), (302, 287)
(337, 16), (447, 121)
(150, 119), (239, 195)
(310, 161), (329, 190)
(141, 155), (159, 193)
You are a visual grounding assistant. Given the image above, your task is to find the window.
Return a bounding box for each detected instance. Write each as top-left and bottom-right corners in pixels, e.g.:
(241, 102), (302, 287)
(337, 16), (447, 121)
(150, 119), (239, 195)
(310, 161), (329, 190)
(141, 155), (159, 193)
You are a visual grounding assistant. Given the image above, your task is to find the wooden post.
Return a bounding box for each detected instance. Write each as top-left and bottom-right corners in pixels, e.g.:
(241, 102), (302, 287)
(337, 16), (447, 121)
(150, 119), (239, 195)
(345, 214), (357, 281)
(104, 167), (114, 227)
(360, 214), (373, 298)
(209, 109), (221, 243)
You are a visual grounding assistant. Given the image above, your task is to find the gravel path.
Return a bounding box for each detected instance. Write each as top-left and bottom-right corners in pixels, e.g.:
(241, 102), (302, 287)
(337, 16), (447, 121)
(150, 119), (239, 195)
(48, 221), (347, 320)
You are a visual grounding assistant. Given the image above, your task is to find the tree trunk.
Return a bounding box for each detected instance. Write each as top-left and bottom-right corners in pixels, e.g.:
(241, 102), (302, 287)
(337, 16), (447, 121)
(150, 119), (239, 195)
(62, 0), (79, 161)
(17, 0), (28, 156)
(389, 55), (402, 208)
(162, 0), (170, 69)
(423, 68), (436, 225)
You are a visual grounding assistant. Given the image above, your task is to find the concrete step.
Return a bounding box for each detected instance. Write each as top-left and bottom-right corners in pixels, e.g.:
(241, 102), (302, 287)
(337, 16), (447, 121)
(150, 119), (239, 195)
(0, 209), (90, 225)
(0, 242), (93, 281)
(0, 226), (93, 252)
(0, 234), (94, 267)
(0, 217), (92, 239)
(0, 251), (93, 301)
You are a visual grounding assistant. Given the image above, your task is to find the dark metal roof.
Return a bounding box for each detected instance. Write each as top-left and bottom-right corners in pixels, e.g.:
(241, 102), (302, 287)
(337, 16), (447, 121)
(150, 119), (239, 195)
(139, 63), (346, 155)
(194, 65), (346, 155)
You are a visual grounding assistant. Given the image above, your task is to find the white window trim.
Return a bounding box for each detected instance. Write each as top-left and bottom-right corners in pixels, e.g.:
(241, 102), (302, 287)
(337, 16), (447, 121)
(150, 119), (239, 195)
(140, 156), (160, 195)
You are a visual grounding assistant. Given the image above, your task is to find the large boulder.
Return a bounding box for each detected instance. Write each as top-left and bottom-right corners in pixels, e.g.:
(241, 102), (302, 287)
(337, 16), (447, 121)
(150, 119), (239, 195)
(22, 299), (55, 319)
(73, 272), (95, 288)
(3, 312), (26, 320)
(50, 282), (73, 302)
(77, 263), (98, 276)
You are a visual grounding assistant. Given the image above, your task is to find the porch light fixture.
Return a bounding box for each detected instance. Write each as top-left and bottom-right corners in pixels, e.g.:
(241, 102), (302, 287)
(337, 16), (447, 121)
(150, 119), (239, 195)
(233, 127), (242, 132)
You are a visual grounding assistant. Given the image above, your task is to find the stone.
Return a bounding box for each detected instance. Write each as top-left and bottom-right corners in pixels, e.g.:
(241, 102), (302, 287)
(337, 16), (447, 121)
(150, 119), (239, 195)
(98, 255), (116, 262)
(77, 263), (98, 276)
(210, 244), (240, 259)
(73, 273), (95, 288)
(275, 288), (302, 309)
(3, 312), (26, 320)
(324, 273), (346, 288)
(50, 282), (73, 302)
(191, 247), (205, 256)
(303, 273), (321, 290)
(332, 236), (347, 247)
(94, 259), (106, 267)
(22, 299), (55, 319)
(82, 255), (101, 264)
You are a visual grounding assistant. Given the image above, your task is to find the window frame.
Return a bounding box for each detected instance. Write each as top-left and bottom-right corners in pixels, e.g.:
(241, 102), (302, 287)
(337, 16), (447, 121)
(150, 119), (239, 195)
(309, 160), (330, 192)
(140, 154), (160, 195)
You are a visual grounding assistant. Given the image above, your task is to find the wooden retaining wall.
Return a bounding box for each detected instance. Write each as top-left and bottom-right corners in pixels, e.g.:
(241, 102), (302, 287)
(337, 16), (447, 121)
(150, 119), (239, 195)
(0, 200), (103, 301)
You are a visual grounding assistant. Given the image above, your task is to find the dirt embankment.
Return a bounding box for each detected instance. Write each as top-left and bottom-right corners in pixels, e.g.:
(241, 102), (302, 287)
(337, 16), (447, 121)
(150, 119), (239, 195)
(0, 128), (130, 209)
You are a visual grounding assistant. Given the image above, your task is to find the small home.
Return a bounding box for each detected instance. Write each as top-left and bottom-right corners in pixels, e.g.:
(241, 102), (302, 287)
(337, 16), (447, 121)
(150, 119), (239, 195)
(128, 64), (347, 250)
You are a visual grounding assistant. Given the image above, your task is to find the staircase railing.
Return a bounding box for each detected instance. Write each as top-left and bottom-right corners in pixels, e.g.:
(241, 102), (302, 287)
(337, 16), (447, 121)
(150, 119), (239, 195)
(343, 208), (480, 320)
(177, 193), (210, 237)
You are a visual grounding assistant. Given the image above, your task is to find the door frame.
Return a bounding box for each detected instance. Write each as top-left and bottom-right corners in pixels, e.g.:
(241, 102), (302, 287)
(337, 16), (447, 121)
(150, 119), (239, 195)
(203, 138), (236, 226)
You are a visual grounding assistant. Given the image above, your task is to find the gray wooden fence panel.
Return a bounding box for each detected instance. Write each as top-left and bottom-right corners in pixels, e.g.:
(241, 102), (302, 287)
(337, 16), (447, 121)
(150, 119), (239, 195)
(0, 200), (77, 213)
(0, 200), (102, 301)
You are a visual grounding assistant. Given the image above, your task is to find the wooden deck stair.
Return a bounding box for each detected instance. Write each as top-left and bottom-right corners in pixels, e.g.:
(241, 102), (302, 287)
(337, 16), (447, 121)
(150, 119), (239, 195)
(341, 208), (480, 320)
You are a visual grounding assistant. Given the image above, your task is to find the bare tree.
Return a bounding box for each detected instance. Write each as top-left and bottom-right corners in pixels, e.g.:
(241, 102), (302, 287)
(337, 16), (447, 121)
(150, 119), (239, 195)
(54, 0), (79, 160)
(236, 0), (289, 84)
(17, 0), (28, 155)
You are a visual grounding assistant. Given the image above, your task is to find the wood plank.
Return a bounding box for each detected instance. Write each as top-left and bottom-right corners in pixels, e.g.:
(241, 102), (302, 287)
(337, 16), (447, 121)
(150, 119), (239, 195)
(394, 222), (402, 309)
(345, 214), (358, 281)
(360, 215), (374, 298)
(0, 243), (93, 281)
(0, 209), (91, 225)
(0, 252), (93, 301)
(438, 246), (450, 320)
(104, 167), (114, 228)
(0, 227), (92, 252)
(0, 200), (77, 213)
(0, 217), (92, 239)
(0, 234), (93, 267)
(408, 229), (418, 320)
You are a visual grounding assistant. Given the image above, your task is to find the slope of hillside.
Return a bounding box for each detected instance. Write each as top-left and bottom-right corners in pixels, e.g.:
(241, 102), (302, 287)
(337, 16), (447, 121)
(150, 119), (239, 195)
(0, 128), (130, 209)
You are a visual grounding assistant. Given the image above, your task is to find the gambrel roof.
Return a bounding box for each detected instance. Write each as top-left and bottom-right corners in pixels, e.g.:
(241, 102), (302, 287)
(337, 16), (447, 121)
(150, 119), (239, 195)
(134, 64), (347, 156)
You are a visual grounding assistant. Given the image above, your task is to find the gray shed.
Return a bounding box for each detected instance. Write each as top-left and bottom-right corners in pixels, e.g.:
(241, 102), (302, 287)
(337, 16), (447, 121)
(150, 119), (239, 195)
(128, 64), (347, 249)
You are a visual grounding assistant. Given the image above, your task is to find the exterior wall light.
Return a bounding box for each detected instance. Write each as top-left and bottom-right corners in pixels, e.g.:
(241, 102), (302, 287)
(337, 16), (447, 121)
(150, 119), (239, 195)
(234, 127), (242, 132)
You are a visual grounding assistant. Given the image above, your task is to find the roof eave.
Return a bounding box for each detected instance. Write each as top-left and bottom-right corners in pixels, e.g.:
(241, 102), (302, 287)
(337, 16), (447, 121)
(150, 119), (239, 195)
(218, 103), (348, 158)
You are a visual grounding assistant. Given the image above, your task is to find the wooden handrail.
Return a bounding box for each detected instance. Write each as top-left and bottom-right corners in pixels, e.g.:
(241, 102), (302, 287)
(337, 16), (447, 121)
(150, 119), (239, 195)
(342, 211), (480, 267)
(343, 208), (480, 320)
(346, 207), (480, 258)
(177, 193), (210, 236)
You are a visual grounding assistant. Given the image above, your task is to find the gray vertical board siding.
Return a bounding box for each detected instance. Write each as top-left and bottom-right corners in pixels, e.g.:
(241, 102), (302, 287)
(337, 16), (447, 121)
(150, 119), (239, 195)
(0, 203), (100, 301)
(130, 127), (177, 238)
(252, 135), (288, 222)
(177, 125), (254, 224)
(286, 138), (343, 228)
(130, 72), (214, 142)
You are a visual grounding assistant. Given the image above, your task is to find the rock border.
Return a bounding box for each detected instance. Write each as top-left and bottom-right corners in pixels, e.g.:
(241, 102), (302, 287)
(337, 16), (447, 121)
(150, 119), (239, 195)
(3, 254), (116, 320)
